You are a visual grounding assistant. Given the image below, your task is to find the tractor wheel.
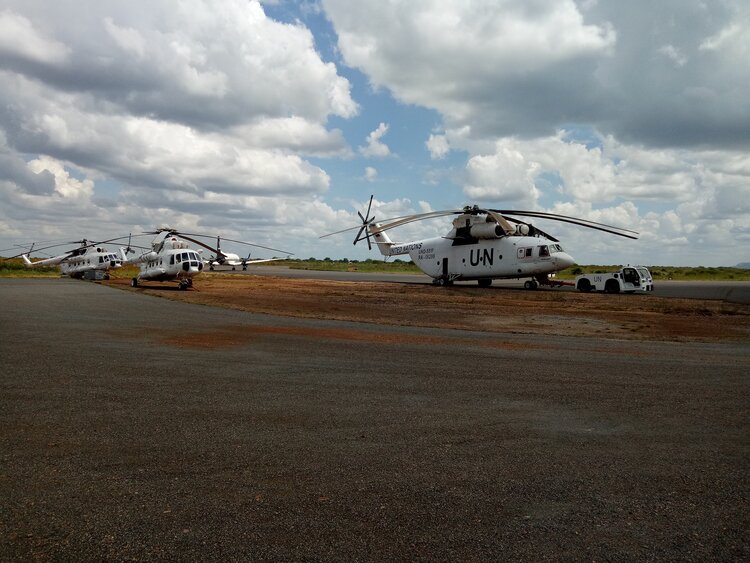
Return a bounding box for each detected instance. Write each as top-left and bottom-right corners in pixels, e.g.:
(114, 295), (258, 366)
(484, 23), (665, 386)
(605, 280), (620, 293)
(577, 279), (592, 292)
(478, 279), (492, 288)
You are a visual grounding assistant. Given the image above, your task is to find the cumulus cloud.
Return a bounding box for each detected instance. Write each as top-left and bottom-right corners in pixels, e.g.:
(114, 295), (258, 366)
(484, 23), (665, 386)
(325, 0), (616, 138)
(0, 10), (70, 64)
(359, 122), (391, 157)
(426, 134), (450, 160)
(364, 166), (378, 182)
(324, 0), (750, 149)
(0, 0), (363, 251)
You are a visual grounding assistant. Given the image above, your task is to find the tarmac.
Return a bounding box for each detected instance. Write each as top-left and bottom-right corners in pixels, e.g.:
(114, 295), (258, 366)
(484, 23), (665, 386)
(1, 278), (748, 560)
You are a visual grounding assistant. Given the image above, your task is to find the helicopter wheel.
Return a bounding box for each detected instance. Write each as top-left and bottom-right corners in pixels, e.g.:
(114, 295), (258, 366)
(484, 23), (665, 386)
(209, 265), (214, 271)
(130, 277), (138, 287)
(524, 280), (538, 290)
(187, 279), (193, 287)
(437, 278), (448, 287)
(178, 281), (188, 290)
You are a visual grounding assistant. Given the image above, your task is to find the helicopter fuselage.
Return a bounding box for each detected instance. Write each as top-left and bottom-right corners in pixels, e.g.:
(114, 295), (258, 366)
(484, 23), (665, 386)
(23, 245), (122, 278)
(60, 247), (122, 278)
(127, 236), (203, 288)
(406, 236), (574, 281)
(373, 225), (575, 284)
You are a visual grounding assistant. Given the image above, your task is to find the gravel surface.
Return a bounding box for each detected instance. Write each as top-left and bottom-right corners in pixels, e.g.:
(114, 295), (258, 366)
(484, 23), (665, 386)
(1, 278), (749, 560)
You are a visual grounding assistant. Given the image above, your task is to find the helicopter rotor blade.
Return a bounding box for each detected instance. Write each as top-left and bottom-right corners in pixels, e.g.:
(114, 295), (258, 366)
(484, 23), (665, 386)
(494, 209), (639, 239)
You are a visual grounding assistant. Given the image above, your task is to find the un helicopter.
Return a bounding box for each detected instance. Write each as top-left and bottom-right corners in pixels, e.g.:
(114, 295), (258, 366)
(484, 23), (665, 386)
(122, 228), (292, 289)
(4, 238), (123, 279)
(322, 196), (639, 289)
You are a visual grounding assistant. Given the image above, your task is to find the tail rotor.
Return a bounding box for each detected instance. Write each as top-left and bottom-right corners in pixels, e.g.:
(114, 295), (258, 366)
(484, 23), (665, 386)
(124, 233), (135, 255)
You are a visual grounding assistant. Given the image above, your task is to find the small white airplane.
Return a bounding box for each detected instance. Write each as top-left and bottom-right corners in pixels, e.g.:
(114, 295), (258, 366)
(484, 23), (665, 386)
(123, 229), (292, 289)
(205, 235), (288, 270)
(322, 196), (639, 288)
(14, 239), (123, 279)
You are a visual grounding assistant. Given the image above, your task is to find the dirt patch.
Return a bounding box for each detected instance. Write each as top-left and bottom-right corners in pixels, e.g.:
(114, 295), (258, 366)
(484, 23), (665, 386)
(108, 275), (750, 343)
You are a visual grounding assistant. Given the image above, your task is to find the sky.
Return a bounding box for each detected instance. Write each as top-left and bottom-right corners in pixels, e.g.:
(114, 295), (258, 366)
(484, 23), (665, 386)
(0, 0), (748, 266)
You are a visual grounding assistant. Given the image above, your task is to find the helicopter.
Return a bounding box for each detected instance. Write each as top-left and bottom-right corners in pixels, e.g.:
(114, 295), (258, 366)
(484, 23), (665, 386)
(205, 235), (286, 270)
(123, 229), (292, 289)
(322, 196), (639, 289)
(8, 239), (123, 279)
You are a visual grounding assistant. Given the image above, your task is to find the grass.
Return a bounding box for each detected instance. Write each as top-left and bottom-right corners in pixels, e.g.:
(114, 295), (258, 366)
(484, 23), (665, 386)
(559, 264), (750, 281)
(275, 258), (422, 274)
(0, 259), (59, 277)
(2, 257), (750, 281)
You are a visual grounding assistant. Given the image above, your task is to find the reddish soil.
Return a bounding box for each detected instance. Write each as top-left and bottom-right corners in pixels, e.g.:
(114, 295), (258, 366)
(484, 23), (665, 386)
(108, 275), (750, 343)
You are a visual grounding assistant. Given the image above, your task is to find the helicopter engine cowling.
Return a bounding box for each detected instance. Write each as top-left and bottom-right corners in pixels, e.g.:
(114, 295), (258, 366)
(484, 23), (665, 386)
(468, 223), (504, 239)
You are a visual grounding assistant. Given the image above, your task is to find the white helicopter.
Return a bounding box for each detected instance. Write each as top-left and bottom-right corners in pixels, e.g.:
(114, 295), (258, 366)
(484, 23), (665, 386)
(123, 229), (292, 289)
(205, 235), (287, 270)
(9, 239), (123, 279)
(322, 196), (639, 288)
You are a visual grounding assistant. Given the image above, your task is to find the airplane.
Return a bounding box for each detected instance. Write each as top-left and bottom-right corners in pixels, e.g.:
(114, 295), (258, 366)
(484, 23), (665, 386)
(205, 235), (287, 270)
(10, 239), (123, 279)
(322, 196), (639, 289)
(123, 229), (292, 289)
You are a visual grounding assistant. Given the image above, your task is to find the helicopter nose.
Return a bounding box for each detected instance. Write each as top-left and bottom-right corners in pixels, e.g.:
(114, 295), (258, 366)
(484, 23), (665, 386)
(555, 252), (576, 269)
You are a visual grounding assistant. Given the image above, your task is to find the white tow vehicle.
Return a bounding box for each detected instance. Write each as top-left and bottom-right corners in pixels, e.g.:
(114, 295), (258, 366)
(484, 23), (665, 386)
(575, 266), (654, 293)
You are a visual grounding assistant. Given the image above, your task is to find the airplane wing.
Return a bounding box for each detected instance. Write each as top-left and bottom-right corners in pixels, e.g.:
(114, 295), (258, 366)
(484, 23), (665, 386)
(243, 258), (283, 265)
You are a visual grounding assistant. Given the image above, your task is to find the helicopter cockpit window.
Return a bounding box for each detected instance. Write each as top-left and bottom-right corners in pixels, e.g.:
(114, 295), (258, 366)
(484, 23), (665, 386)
(539, 245), (549, 257)
(169, 255), (174, 265)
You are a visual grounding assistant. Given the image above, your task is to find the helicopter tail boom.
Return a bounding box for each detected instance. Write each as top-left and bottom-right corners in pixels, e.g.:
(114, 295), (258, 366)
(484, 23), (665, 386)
(369, 224), (396, 256)
(21, 254), (64, 267)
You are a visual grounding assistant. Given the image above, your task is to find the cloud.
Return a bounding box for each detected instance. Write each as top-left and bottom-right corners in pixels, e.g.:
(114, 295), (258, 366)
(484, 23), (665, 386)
(364, 166), (378, 182)
(359, 122), (391, 157)
(325, 0), (615, 139)
(0, 10), (70, 65)
(0, 1), (358, 202)
(0, 0), (360, 258)
(426, 134), (449, 160)
(324, 0), (750, 149)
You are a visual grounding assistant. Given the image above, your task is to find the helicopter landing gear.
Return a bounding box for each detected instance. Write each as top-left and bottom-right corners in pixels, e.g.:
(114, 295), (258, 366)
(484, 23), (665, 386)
(434, 277), (454, 287)
(130, 277), (138, 287)
(477, 279), (492, 288)
(524, 280), (539, 290)
(178, 279), (191, 290)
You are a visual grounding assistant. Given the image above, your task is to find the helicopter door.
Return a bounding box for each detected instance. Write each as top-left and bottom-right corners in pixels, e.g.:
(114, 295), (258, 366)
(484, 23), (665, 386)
(442, 258), (448, 279)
